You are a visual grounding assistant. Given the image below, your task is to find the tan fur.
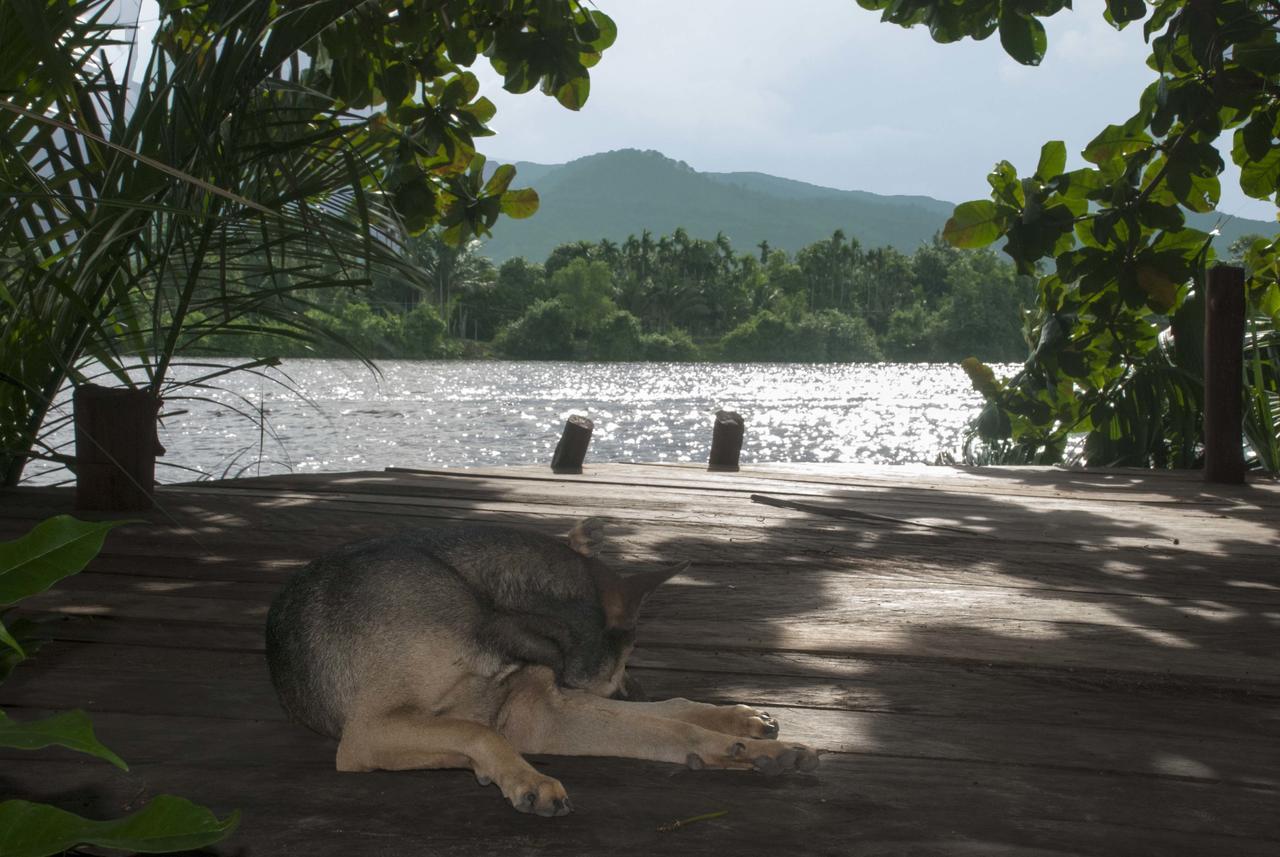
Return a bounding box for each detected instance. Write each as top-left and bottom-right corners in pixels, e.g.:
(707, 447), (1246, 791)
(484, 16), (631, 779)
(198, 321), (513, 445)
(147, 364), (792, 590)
(336, 660), (818, 817)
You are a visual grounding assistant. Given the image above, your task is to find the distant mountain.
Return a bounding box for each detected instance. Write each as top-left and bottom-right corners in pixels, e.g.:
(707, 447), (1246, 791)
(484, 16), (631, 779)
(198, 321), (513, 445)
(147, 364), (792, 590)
(478, 148), (1275, 264)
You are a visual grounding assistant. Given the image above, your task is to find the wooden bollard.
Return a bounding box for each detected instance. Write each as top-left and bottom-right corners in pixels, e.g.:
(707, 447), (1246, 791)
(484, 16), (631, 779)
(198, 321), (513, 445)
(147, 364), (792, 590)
(74, 385), (165, 510)
(708, 410), (744, 471)
(1203, 265), (1246, 484)
(551, 415), (593, 474)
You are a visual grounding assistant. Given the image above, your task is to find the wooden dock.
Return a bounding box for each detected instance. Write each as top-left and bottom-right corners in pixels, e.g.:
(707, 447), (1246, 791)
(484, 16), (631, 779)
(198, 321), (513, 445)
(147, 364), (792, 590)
(1, 463), (1278, 856)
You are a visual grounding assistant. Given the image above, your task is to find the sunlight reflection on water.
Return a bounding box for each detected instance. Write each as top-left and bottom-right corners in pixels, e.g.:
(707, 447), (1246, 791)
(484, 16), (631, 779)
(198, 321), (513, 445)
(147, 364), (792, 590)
(33, 360), (1004, 482)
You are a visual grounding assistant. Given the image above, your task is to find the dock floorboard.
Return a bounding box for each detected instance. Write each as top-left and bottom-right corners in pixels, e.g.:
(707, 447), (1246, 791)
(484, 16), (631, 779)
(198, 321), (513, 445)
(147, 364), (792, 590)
(2, 463), (1278, 856)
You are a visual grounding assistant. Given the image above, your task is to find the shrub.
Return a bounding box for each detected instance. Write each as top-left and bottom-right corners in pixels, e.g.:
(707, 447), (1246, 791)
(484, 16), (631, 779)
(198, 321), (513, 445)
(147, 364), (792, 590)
(587, 310), (644, 361)
(718, 310), (881, 362)
(493, 299), (576, 359)
(640, 327), (699, 361)
(403, 302), (447, 358)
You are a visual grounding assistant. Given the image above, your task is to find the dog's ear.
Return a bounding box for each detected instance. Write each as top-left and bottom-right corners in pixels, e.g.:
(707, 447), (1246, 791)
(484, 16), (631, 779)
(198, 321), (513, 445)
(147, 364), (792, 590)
(604, 561), (689, 630)
(567, 518), (606, 557)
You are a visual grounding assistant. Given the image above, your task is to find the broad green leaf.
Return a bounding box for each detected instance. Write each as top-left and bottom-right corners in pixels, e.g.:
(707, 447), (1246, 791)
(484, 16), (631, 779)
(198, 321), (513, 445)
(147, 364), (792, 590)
(1136, 265), (1179, 313)
(499, 188), (539, 219)
(1234, 132), (1280, 200)
(0, 796), (239, 857)
(1105, 0), (1146, 27)
(468, 95), (496, 124)
(998, 9), (1046, 66)
(943, 200), (1003, 248)
(483, 164), (516, 197)
(378, 62), (414, 106)
(0, 517), (131, 607)
(1035, 141), (1066, 181)
(0, 709), (127, 770)
(1084, 123), (1153, 164)
(555, 76), (589, 110)
(1167, 166), (1221, 212)
(588, 10), (618, 51)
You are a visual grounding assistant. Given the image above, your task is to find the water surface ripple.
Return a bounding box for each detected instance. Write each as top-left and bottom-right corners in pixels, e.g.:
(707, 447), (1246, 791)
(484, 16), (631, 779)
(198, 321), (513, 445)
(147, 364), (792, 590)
(24, 360), (993, 486)
(35, 360), (997, 482)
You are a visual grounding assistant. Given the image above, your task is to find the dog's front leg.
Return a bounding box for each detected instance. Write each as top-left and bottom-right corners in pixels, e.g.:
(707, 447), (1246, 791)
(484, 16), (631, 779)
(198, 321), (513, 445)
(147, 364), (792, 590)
(336, 709), (572, 816)
(622, 697), (781, 739)
(498, 669), (819, 774)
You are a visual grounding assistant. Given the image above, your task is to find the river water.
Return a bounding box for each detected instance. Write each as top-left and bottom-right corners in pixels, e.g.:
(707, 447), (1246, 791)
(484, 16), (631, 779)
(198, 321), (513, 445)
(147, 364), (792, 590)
(32, 360), (996, 483)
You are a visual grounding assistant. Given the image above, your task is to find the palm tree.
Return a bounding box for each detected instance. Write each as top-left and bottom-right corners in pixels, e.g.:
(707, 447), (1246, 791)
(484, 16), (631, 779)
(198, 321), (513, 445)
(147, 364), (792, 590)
(0, 0), (609, 484)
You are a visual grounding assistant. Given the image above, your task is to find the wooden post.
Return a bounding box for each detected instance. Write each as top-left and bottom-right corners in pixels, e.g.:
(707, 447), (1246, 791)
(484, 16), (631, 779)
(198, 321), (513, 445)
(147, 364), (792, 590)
(1203, 264), (1246, 484)
(74, 385), (164, 510)
(707, 410), (744, 472)
(551, 415), (593, 474)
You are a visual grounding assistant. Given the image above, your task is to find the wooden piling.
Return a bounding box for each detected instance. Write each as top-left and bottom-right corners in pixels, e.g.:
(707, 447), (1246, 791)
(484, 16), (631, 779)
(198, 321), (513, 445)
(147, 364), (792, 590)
(74, 385), (165, 510)
(708, 410), (744, 471)
(551, 415), (593, 474)
(1203, 264), (1246, 484)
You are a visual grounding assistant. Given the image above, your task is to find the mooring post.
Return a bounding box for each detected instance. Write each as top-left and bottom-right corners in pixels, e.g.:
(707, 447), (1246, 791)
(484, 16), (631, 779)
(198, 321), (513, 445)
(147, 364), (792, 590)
(1203, 264), (1246, 484)
(74, 385), (165, 510)
(707, 410), (744, 471)
(551, 414), (593, 474)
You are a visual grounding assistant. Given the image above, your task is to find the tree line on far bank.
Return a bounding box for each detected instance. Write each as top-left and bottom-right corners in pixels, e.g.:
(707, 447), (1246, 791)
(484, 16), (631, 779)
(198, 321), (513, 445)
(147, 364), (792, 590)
(198, 228), (1036, 363)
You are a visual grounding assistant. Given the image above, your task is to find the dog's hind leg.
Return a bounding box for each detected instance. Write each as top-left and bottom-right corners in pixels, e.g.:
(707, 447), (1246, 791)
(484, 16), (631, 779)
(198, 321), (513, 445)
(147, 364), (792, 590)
(499, 668), (818, 775)
(337, 709), (572, 816)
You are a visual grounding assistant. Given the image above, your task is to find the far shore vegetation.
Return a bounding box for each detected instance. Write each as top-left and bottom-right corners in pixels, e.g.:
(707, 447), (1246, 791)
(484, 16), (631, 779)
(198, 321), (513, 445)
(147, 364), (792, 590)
(191, 228), (1034, 364)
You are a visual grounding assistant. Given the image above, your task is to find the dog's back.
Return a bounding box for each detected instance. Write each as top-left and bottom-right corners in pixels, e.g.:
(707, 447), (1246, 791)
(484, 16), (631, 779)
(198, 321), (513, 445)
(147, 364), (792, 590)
(265, 525), (619, 738)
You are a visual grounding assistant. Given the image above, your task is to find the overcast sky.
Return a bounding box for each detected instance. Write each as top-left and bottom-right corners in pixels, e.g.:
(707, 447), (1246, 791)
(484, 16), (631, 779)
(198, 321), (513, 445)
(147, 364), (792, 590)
(118, 0), (1275, 222)
(474, 0), (1275, 223)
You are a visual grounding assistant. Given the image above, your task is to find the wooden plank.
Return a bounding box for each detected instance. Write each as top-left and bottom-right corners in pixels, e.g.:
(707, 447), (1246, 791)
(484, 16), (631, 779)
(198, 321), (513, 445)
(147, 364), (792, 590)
(17, 567), (1279, 680)
(44, 561), (1280, 672)
(6, 471), (1278, 563)
(4, 748), (1276, 856)
(6, 641), (1275, 740)
(4, 649), (1276, 787)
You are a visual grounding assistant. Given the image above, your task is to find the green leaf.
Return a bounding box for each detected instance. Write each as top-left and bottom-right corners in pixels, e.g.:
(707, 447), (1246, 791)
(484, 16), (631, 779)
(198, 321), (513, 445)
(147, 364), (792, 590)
(0, 615), (46, 681)
(0, 517), (131, 607)
(555, 76), (589, 110)
(1234, 131), (1280, 200)
(1136, 265), (1179, 313)
(943, 200), (1004, 248)
(998, 9), (1047, 66)
(499, 187), (539, 219)
(0, 709), (127, 770)
(1035, 141), (1066, 181)
(1084, 123), (1153, 164)
(468, 95), (496, 124)
(483, 164), (516, 197)
(378, 62), (414, 106)
(0, 618), (22, 658)
(0, 796), (239, 857)
(588, 10), (618, 51)
(1104, 0), (1146, 27)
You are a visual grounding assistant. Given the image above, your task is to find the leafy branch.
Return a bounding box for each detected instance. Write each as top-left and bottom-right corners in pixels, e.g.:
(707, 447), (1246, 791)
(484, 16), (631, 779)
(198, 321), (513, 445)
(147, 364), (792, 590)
(866, 0), (1280, 468)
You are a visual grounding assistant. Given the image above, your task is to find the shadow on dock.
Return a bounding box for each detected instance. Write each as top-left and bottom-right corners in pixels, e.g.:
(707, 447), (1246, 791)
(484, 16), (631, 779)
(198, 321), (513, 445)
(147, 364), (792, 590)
(1, 464), (1277, 855)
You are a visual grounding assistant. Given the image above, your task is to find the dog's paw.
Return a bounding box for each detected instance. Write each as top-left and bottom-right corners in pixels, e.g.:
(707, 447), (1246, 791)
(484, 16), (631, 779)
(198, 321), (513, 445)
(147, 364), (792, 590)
(714, 704), (780, 739)
(687, 738), (820, 775)
(492, 768), (572, 817)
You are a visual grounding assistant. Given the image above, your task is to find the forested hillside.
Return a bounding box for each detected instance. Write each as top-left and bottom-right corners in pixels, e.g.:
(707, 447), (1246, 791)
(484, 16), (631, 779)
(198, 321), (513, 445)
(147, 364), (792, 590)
(477, 149), (1277, 264)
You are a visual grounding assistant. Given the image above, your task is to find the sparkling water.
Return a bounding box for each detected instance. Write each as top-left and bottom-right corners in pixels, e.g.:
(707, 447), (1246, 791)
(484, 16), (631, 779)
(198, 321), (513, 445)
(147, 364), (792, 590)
(30, 360), (998, 483)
